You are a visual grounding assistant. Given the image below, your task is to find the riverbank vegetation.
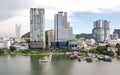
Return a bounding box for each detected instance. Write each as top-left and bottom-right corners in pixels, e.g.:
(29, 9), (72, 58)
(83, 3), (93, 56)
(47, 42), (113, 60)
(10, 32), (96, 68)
(0, 48), (66, 55)
(116, 43), (120, 56)
(0, 44), (118, 56)
(80, 45), (114, 56)
(0, 49), (51, 55)
(0, 48), (115, 56)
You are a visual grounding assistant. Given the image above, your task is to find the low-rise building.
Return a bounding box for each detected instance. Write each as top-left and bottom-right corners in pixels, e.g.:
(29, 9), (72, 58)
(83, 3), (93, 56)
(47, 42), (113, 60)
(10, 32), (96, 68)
(46, 30), (54, 47)
(0, 38), (11, 49)
(109, 39), (120, 46)
(86, 39), (95, 45)
(77, 38), (87, 49)
(51, 41), (68, 49)
(68, 41), (78, 50)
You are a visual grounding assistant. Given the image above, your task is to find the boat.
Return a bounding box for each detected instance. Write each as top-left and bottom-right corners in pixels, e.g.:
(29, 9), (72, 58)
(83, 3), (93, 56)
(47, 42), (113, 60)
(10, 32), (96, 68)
(98, 56), (105, 60)
(78, 56), (81, 61)
(98, 55), (112, 62)
(104, 56), (112, 62)
(39, 54), (52, 62)
(86, 57), (92, 62)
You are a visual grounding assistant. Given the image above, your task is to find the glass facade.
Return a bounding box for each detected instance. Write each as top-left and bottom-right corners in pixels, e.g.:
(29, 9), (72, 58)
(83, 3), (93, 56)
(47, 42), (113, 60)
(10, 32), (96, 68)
(54, 11), (75, 42)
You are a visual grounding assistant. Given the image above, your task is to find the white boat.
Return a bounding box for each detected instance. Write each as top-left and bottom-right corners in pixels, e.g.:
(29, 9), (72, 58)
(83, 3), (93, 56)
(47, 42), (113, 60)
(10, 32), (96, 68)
(39, 54), (52, 62)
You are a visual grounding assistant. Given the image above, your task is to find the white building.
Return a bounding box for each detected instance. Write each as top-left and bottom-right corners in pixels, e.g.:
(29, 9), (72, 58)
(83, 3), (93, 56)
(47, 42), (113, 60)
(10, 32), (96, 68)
(109, 39), (120, 46)
(14, 43), (29, 50)
(54, 11), (75, 42)
(0, 38), (11, 49)
(86, 39), (95, 45)
(30, 8), (45, 49)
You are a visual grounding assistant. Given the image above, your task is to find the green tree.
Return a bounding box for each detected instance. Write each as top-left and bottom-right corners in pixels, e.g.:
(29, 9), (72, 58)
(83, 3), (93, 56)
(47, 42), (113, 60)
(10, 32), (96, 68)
(96, 46), (114, 56)
(10, 46), (16, 51)
(45, 31), (48, 48)
(116, 43), (120, 56)
(26, 39), (30, 43)
(106, 44), (110, 48)
(76, 33), (92, 39)
(89, 49), (97, 53)
(0, 49), (4, 54)
(96, 46), (107, 54)
(116, 43), (120, 49)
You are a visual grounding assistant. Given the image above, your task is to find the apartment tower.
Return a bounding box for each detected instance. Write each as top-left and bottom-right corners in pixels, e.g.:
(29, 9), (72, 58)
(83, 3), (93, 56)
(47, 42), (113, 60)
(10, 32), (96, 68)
(92, 20), (110, 43)
(30, 8), (45, 49)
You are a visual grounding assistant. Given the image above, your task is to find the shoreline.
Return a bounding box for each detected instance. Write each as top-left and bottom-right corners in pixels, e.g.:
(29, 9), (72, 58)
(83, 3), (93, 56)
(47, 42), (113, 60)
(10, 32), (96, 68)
(0, 52), (66, 56)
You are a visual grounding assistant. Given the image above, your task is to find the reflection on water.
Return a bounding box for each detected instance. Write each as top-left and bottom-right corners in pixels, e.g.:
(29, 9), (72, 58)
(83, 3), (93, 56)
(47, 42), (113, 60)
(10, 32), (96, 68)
(0, 55), (120, 75)
(0, 55), (31, 75)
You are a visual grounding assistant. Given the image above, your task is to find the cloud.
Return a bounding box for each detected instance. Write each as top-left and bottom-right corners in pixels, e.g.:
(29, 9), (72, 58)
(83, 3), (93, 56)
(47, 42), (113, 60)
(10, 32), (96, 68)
(1, 0), (120, 21)
(0, 9), (29, 36)
(35, 0), (120, 13)
(0, 0), (33, 21)
(1, 0), (120, 37)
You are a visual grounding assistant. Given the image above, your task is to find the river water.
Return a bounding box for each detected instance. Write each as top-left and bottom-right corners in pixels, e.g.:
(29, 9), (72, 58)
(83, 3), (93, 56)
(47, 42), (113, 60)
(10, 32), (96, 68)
(0, 55), (120, 75)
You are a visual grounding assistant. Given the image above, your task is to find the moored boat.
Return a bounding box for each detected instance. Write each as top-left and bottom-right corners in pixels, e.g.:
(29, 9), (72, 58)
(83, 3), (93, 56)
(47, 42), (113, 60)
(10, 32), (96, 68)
(39, 54), (52, 62)
(86, 57), (92, 62)
(98, 55), (112, 62)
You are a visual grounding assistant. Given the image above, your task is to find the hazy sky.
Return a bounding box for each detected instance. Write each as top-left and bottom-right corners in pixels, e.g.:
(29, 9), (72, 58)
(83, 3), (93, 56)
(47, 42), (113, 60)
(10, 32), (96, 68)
(0, 0), (120, 37)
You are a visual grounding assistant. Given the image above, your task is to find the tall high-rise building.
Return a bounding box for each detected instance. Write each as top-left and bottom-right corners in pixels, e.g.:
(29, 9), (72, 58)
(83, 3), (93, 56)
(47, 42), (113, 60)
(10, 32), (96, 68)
(54, 11), (75, 42)
(15, 24), (21, 39)
(92, 20), (110, 43)
(110, 33), (118, 40)
(30, 8), (45, 49)
(114, 29), (120, 38)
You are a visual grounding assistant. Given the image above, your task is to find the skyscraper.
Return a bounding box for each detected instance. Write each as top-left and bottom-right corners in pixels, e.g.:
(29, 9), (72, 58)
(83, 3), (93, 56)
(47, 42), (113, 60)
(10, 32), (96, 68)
(114, 29), (120, 38)
(30, 8), (45, 49)
(16, 24), (21, 40)
(54, 11), (75, 42)
(92, 20), (110, 43)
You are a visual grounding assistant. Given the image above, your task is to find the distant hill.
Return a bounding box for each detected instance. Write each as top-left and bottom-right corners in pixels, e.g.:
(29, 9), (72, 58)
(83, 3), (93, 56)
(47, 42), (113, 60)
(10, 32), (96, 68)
(76, 33), (92, 39)
(22, 32), (30, 38)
